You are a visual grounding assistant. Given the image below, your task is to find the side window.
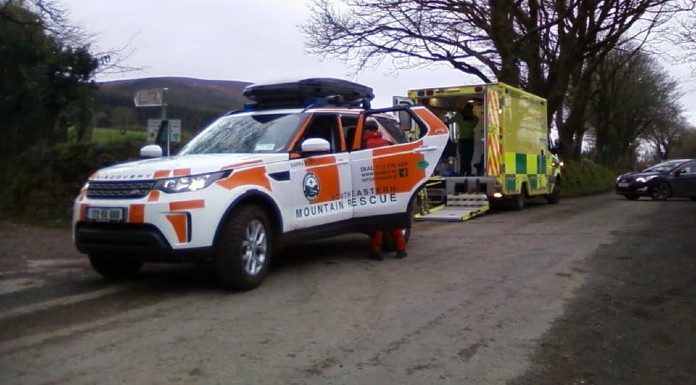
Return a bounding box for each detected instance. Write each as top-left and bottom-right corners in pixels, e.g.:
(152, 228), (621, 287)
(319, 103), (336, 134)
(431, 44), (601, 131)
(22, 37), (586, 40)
(375, 116), (409, 144)
(680, 162), (696, 174)
(295, 114), (341, 152)
(340, 115), (359, 150)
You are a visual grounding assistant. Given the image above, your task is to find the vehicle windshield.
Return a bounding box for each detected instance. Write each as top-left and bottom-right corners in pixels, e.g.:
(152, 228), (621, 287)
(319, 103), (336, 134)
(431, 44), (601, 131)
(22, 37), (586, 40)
(178, 113), (305, 154)
(643, 160), (684, 173)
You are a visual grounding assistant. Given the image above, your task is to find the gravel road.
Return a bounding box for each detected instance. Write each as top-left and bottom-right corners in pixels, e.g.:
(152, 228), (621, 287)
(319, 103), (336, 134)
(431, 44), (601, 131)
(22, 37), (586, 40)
(0, 193), (694, 385)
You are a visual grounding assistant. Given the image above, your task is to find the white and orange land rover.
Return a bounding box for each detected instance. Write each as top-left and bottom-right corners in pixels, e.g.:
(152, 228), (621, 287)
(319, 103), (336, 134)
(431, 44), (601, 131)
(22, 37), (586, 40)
(73, 78), (449, 290)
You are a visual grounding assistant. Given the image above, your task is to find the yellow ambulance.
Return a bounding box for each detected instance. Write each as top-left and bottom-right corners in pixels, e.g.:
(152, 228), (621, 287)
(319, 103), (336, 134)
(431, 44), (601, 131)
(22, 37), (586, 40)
(407, 82), (562, 220)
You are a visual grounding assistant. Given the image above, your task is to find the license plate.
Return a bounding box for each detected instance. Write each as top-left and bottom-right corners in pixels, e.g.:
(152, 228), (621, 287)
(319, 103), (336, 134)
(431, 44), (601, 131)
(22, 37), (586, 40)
(86, 207), (126, 222)
(617, 182), (628, 188)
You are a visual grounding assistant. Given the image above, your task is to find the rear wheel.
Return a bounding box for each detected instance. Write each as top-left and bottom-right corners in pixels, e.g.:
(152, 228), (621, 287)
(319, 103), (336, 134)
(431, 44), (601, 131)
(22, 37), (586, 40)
(88, 253), (143, 279)
(215, 205), (272, 291)
(650, 182), (671, 201)
(510, 185), (527, 210)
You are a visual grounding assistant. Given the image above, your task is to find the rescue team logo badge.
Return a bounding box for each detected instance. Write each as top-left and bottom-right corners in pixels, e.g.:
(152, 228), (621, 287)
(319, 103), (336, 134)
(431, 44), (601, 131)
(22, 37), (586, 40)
(303, 173), (320, 201)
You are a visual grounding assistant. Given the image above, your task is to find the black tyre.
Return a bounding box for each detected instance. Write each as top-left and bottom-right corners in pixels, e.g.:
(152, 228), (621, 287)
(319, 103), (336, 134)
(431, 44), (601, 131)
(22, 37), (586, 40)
(650, 182), (671, 201)
(510, 186), (527, 210)
(624, 194), (640, 201)
(690, 197), (696, 201)
(88, 253), (143, 279)
(546, 179), (561, 204)
(215, 205), (272, 291)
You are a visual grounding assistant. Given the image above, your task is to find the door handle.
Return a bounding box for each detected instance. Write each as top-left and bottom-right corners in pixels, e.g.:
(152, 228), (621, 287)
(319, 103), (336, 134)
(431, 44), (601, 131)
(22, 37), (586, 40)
(336, 159), (349, 165)
(414, 146), (438, 153)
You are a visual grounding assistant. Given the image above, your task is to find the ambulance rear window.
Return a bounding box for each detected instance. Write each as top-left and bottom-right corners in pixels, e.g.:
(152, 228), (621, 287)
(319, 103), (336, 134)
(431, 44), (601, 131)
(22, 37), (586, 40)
(179, 113), (306, 154)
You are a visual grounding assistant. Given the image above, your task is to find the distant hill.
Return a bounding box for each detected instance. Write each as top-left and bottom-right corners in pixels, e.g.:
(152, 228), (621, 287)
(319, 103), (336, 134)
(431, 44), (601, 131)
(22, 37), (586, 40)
(93, 77), (252, 134)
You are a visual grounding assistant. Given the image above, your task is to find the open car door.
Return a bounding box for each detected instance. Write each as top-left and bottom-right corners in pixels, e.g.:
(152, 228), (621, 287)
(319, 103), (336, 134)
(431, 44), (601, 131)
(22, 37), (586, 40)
(349, 105), (449, 227)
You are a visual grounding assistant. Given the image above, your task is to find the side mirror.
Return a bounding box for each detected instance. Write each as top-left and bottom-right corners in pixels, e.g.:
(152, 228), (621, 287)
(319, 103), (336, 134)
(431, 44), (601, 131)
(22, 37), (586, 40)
(140, 144), (163, 158)
(301, 138), (331, 153)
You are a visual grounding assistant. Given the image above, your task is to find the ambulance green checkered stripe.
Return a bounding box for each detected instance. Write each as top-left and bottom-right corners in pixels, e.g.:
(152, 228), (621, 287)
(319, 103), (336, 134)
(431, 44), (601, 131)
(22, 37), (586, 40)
(503, 174), (547, 192)
(501, 152), (552, 193)
(515, 153), (527, 174)
(504, 152), (547, 175)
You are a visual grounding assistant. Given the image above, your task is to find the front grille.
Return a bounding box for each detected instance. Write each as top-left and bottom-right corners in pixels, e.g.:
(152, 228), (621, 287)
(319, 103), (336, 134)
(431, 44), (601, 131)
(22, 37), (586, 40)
(87, 180), (156, 199)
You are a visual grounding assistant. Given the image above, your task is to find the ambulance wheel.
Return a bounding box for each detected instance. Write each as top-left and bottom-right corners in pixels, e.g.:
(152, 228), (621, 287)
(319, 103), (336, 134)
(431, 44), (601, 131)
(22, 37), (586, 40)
(510, 191), (526, 210)
(546, 180), (561, 204)
(381, 228), (411, 252)
(88, 253), (143, 279)
(215, 204), (272, 291)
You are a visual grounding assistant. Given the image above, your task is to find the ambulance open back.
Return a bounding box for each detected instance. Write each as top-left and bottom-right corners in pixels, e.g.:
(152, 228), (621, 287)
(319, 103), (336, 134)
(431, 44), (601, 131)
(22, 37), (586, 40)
(406, 82), (562, 221)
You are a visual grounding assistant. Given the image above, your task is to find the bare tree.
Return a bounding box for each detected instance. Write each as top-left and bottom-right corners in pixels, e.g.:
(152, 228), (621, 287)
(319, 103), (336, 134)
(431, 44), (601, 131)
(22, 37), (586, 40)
(642, 113), (690, 160)
(1, 0), (139, 75)
(587, 47), (684, 169)
(671, 126), (696, 156)
(303, 0), (696, 159)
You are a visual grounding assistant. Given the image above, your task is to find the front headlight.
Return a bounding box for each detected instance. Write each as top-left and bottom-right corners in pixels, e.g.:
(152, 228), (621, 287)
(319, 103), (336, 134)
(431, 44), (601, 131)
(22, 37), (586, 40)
(635, 175), (657, 184)
(155, 170), (230, 193)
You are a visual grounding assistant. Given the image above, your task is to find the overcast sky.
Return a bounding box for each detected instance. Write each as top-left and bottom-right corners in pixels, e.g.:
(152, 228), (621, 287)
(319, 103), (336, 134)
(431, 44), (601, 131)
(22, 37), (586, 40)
(62, 0), (696, 125)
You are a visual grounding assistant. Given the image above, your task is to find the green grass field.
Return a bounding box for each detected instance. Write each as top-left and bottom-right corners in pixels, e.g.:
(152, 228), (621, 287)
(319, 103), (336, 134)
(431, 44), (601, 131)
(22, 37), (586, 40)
(91, 127), (148, 142)
(66, 126), (148, 143)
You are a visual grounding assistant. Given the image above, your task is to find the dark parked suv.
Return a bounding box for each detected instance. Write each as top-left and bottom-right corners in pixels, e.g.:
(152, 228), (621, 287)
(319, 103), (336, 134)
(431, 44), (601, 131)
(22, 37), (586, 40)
(615, 159), (696, 201)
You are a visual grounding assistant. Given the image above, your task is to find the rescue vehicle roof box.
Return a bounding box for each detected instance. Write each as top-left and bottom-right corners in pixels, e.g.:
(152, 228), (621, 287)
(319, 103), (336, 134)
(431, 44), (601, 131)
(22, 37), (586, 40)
(243, 78), (374, 106)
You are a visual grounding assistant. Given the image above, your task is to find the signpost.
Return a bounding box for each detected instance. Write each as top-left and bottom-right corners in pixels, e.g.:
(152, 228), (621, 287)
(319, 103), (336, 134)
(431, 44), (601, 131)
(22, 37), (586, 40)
(133, 89), (163, 107)
(134, 88), (178, 156)
(147, 119), (181, 143)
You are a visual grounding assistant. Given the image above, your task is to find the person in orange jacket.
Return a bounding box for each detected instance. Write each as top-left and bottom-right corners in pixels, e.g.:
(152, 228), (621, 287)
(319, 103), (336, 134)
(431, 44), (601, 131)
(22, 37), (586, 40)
(362, 119), (408, 260)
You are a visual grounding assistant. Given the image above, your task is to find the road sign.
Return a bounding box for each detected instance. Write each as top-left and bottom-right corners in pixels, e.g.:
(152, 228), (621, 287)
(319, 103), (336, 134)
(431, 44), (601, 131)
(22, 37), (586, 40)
(134, 89), (163, 107)
(147, 119), (182, 142)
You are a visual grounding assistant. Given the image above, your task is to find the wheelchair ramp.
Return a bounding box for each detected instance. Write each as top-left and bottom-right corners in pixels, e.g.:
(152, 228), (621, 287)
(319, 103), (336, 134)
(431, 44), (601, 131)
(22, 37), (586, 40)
(414, 193), (489, 222)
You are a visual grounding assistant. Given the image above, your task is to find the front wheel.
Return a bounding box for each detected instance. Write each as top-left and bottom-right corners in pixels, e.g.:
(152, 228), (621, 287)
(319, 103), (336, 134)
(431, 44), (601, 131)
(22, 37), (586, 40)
(650, 182), (671, 201)
(215, 205), (272, 291)
(546, 180), (561, 204)
(88, 253), (143, 279)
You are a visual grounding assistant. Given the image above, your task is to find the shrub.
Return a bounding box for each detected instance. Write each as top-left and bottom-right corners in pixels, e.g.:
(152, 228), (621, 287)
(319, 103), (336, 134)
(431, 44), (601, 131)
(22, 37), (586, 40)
(0, 140), (142, 224)
(561, 159), (616, 197)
